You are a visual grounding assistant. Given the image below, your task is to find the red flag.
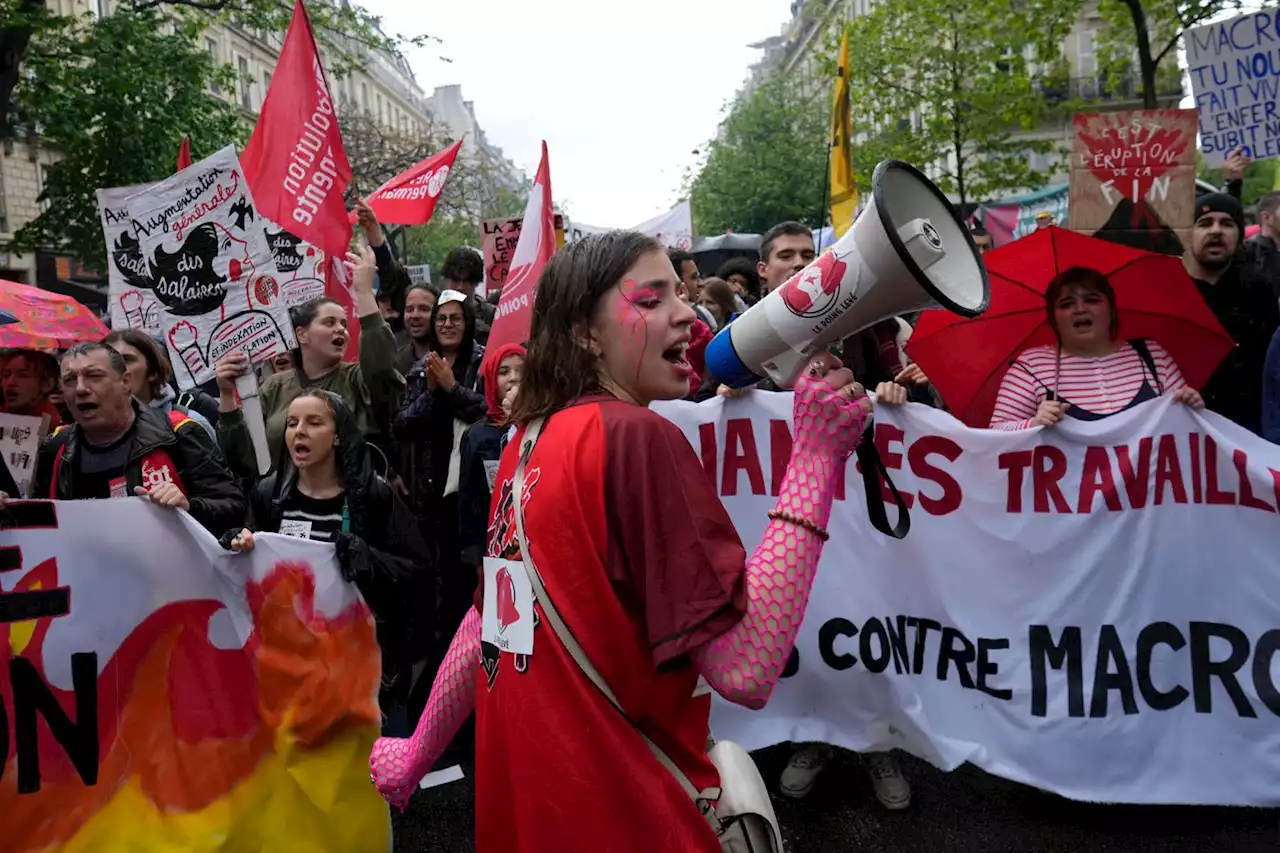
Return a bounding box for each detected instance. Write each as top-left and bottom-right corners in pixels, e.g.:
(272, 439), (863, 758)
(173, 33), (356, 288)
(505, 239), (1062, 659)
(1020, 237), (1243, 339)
(356, 139), (463, 226)
(241, 0), (352, 257)
(323, 254), (360, 361)
(176, 136), (192, 172)
(485, 142), (554, 362)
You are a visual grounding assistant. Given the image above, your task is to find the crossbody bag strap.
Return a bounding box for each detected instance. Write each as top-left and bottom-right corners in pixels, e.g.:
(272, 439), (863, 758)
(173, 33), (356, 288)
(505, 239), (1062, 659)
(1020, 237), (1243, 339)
(511, 417), (723, 822)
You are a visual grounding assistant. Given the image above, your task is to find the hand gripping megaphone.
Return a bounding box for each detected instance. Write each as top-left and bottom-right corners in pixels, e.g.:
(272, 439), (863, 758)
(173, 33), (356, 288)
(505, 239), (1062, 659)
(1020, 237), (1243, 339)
(705, 160), (990, 388)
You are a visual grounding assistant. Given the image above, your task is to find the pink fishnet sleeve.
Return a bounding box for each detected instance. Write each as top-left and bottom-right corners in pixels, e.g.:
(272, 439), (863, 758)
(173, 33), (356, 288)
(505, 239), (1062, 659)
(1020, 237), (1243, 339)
(369, 607), (480, 809)
(693, 374), (869, 710)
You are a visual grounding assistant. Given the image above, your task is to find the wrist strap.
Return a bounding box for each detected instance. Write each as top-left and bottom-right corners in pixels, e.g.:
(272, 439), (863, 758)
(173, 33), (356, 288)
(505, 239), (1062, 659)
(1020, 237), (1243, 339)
(511, 417), (722, 828)
(855, 433), (911, 539)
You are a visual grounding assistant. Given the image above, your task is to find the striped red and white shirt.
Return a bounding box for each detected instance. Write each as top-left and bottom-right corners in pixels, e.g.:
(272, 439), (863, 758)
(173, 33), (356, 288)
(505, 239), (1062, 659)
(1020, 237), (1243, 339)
(990, 340), (1187, 430)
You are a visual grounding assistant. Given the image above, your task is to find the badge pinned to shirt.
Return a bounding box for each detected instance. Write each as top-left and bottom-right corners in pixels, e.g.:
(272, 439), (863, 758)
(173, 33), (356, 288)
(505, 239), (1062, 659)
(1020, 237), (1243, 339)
(279, 518), (314, 539)
(109, 477), (128, 499)
(481, 556), (534, 656)
(483, 459), (501, 491)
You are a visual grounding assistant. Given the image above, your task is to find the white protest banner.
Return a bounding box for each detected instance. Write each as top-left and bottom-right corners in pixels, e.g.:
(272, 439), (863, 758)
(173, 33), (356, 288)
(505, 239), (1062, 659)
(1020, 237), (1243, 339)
(0, 499), (391, 851)
(124, 145), (296, 389)
(0, 413), (44, 497)
(262, 220), (328, 308)
(651, 394), (1280, 806)
(635, 200), (693, 251)
(96, 183), (160, 334)
(1185, 10), (1280, 166)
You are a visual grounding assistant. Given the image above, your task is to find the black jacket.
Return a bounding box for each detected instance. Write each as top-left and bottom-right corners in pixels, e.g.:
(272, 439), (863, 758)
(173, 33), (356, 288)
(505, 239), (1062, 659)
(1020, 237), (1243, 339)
(458, 419), (507, 567)
(393, 341), (487, 510)
(240, 400), (431, 684)
(31, 401), (247, 536)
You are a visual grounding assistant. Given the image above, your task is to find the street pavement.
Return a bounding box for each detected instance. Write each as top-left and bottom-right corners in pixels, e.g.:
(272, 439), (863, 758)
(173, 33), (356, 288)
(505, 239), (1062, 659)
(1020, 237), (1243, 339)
(391, 745), (1280, 852)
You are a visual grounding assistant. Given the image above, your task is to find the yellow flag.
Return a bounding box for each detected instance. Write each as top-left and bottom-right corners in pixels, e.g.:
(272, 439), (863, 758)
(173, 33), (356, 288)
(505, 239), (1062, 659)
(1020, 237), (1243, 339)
(829, 30), (857, 239)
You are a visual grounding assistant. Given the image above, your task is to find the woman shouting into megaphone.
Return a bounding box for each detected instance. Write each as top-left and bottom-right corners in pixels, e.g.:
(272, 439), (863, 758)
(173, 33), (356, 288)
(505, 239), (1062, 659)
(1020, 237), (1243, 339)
(370, 230), (871, 853)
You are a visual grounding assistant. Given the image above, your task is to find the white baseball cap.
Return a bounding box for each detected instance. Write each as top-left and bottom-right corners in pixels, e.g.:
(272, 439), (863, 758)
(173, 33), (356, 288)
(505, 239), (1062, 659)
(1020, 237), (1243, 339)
(438, 289), (467, 306)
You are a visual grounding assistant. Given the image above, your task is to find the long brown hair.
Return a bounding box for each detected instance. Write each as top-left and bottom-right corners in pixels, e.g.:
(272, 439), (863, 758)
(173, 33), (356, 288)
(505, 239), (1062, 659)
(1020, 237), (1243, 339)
(509, 230), (664, 424)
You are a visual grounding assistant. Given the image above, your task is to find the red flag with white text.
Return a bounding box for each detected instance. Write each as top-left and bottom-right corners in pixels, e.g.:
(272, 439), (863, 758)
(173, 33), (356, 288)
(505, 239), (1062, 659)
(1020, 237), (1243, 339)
(241, 0), (352, 258)
(484, 142), (554, 362)
(357, 139), (463, 226)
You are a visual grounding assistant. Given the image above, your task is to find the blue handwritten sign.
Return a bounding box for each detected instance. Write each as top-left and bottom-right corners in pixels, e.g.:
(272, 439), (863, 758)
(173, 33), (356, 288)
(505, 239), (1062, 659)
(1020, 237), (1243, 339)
(1185, 10), (1280, 167)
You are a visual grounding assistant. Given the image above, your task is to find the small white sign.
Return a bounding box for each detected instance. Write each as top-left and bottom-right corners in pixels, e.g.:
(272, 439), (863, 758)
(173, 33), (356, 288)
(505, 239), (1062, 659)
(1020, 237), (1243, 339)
(278, 518), (313, 540)
(481, 556), (534, 656)
(0, 413), (45, 498)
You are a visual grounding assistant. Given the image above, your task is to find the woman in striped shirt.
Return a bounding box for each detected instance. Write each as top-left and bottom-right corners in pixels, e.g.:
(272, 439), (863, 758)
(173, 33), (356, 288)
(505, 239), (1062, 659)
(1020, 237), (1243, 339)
(990, 266), (1204, 430)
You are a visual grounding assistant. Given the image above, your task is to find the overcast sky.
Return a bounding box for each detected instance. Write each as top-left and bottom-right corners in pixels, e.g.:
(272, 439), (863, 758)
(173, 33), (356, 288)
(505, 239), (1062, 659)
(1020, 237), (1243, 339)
(357, 0), (793, 228)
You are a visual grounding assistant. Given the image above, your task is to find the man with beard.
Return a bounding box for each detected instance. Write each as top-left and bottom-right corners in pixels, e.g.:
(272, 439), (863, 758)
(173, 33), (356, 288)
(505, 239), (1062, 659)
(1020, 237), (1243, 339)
(1183, 191), (1280, 435)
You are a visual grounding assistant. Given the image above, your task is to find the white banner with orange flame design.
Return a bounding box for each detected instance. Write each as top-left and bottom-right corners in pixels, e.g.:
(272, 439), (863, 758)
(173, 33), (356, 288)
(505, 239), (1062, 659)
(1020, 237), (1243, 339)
(654, 394), (1280, 806)
(0, 499), (391, 851)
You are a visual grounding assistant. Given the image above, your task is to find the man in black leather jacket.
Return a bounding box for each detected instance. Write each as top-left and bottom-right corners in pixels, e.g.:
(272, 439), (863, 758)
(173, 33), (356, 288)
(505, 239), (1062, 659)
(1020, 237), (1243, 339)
(31, 342), (246, 536)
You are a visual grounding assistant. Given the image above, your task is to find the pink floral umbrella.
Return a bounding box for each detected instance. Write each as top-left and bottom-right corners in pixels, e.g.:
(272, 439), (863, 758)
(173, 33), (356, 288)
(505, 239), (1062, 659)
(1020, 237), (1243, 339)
(0, 279), (109, 350)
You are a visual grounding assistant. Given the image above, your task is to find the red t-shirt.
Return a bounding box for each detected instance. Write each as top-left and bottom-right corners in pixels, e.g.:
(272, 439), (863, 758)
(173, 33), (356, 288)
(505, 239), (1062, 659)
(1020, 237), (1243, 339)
(476, 396), (747, 853)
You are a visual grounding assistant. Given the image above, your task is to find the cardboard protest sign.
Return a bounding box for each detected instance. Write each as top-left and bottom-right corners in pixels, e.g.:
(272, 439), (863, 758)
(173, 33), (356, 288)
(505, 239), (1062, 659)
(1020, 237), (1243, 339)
(97, 183), (161, 334)
(0, 413), (45, 497)
(481, 214), (565, 297)
(1068, 109), (1196, 255)
(482, 216), (523, 297)
(123, 146), (296, 389)
(1185, 10), (1280, 167)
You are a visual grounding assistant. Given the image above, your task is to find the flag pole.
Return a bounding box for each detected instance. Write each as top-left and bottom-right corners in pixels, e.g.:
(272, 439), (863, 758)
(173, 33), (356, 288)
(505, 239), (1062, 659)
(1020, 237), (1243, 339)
(817, 133), (832, 244)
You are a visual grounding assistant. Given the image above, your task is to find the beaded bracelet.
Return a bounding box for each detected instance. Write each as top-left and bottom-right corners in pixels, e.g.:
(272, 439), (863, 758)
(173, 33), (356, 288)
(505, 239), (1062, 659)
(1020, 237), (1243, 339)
(766, 509), (830, 542)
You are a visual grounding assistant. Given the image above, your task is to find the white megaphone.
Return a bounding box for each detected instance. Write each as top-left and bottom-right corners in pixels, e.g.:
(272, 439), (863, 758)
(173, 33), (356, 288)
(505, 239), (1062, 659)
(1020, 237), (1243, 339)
(705, 160), (990, 388)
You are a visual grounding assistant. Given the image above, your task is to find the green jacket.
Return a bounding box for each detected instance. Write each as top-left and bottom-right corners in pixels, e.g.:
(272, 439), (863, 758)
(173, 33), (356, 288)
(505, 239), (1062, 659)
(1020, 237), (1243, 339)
(218, 312), (402, 477)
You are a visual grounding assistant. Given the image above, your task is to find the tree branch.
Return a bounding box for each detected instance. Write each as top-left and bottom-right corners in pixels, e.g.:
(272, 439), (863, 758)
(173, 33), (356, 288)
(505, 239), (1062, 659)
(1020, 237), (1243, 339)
(129, 0), (230, 10)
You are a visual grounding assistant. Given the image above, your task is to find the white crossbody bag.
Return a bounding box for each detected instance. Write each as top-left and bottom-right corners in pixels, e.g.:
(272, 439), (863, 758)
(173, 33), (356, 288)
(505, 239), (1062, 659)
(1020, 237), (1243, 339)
(512, 416), (784, 853)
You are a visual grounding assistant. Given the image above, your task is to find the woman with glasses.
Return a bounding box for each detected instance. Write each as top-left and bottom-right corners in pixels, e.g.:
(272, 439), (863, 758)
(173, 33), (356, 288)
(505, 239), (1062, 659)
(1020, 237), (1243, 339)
(393, 289), (487, 730)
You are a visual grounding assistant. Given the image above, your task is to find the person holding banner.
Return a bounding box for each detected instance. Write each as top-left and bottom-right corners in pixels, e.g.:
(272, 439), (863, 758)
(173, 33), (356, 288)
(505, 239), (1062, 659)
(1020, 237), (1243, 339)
(990, 267), (1202, 429)
(224, 389), (428, 735)
(370, 231), (871, 853)
(29, 342), (245, 536)
(215, 245), (400, 477)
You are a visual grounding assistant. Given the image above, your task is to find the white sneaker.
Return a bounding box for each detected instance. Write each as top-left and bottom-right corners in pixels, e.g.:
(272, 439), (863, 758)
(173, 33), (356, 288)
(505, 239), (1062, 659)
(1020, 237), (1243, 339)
(863, 751), (911, 810)
(779, 744), (834, 799)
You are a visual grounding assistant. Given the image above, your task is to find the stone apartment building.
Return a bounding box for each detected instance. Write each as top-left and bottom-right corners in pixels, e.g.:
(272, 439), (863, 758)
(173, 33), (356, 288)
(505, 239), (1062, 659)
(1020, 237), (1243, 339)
(740, 0), (1183, 200)
(0, 0), (522, 299)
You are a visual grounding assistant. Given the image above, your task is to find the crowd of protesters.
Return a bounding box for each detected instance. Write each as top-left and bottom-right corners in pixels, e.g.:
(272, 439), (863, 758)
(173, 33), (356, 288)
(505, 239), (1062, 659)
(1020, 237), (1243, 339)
(1, 150), (1277, 850)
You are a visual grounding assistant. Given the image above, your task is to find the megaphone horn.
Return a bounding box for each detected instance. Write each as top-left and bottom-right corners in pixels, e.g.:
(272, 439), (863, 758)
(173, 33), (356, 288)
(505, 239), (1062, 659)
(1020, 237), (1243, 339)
(706, 160), (990, 388)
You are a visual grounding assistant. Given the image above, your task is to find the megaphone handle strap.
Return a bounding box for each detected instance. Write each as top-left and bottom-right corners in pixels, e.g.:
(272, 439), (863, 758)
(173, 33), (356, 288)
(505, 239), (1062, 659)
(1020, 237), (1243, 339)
(856, 439), (911, 539)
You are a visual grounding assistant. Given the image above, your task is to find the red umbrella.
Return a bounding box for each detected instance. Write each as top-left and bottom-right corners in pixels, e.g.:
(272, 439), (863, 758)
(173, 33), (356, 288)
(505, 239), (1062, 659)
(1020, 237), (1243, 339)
(906, 227), (1235, 428)
(0, 279), (110, 350)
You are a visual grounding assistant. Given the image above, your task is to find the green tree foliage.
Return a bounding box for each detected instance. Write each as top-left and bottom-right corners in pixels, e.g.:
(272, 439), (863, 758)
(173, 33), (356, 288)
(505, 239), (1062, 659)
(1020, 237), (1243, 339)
(0, 0), (432, 136)
(838, 0), (1079, 207)
(1094, 0), (1242, 110)
(5, 7), (246, 272)
(688, 73), (828, 235)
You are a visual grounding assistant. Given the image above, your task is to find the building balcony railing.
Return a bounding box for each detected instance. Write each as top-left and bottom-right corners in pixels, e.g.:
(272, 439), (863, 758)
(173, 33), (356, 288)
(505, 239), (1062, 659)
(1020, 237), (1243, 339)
(1040, 73), (1183, 105)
